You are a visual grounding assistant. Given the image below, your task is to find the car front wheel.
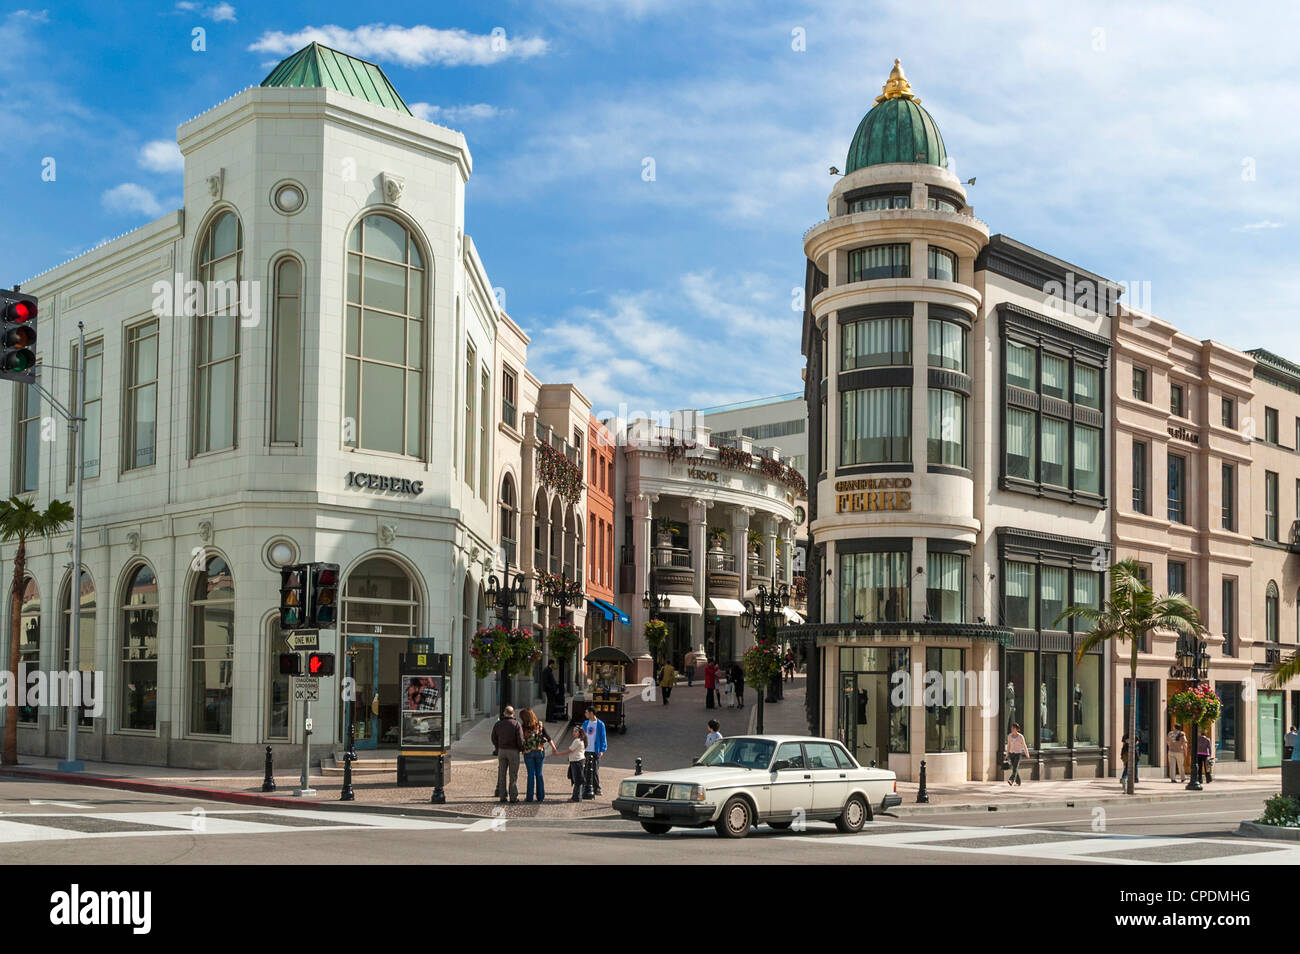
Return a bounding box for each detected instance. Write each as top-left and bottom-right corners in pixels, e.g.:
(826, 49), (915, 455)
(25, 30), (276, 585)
(640, 821), (672, 835)
(835, 794), (870, 833)
(714, 796), (753, 838)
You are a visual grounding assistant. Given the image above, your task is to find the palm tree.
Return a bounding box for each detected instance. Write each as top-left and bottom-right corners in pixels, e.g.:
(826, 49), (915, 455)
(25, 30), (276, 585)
(1056, 558), (1205, 795)
(1269, 649), (1300, 690)
(1, 496), (74, 765)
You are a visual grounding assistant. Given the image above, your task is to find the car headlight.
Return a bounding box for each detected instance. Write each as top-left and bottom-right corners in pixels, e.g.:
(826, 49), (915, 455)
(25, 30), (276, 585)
(619, 780), (637, 798)
(670, 783), (705, 802)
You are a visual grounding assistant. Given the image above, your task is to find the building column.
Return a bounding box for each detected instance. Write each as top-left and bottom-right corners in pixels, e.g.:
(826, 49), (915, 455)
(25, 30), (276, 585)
(764, 516), (778, 587)
(780, 521), (795, 588)
(731, 507), (752, 595)
(628, 492), (656, 683)
(689, 497), (711, 663)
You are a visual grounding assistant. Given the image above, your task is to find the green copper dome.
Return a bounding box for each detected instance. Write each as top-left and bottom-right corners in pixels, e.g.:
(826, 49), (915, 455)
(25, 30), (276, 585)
(845, 60), (947, 173)
(260, 42), (412, 116)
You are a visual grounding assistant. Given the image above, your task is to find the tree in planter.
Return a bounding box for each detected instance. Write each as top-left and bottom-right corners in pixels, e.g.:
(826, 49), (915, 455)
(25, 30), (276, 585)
(1056, 558), (1205, 795)
(644, 618), (669, 664)
(0, 496), (74, 766)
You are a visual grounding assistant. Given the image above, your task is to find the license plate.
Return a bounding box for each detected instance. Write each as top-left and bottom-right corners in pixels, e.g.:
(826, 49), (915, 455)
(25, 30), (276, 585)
(637, 805), (655, 818)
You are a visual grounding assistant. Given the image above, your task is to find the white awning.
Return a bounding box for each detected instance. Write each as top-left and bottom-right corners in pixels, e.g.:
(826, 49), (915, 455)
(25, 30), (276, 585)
(661, 594), (703, 616)
(781, 606), (804, 624)
(708, 597), (746, 617)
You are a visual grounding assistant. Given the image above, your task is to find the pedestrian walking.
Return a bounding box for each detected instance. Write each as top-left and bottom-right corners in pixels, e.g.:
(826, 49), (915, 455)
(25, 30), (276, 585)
(490, 705), (525, 803)
(1119, 733), (1130, 789)
(685, 660), (696, 687)
(705, 719), (722, 749)
(704, 659), (718, 709)
(659, 660), (677, 705)
(565, 725), (588, 802)
(729, 661), (745, 707)
(784, 650), (795, 680)
(1005, 723), (1029, 786)
(542, 660), (564, 722)
(519, 707), (559, 803)
(1166, 727), (1187, 783)
(1286, 725), (1298, 762)
(581, 706), (608, 795)
(719, 668), (733, 707)
(1197, 731), (1212, 782)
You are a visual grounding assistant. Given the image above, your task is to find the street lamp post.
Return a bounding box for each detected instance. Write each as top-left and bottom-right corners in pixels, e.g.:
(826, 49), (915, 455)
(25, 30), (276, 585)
(741, 573), (789, 734)
(550, 572), (582, 693)
(486, 566), (530, 712)
(1176, 635), (1211, 792)
(643, 571), (665, 675)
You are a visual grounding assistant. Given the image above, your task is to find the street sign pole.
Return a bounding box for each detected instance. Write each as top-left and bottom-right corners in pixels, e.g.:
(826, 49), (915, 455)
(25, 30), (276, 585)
(59, 322), (86, 773)
(298, 692), (315, 796)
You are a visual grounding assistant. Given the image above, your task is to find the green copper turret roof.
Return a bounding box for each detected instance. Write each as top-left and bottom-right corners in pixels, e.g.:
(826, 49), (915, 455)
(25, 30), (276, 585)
(845, 60), (947, 173)
(260, 42), (412, 116)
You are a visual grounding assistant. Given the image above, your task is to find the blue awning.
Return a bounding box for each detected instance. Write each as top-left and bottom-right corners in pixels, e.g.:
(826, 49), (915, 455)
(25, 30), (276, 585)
(590, 597), (630, 626)
(587, 599), (614, 622)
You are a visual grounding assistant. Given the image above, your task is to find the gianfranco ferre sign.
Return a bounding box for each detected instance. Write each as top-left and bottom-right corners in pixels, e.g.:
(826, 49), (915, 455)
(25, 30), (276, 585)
(346, 471), (425, 496)
(834, 477), (912, 513)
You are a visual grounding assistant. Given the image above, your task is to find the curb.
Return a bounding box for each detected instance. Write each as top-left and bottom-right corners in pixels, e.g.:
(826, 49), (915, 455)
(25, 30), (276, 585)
(0, 767), (618, 822)
(888, 785), (1278, 817)
(1236, 819), (1300, 841)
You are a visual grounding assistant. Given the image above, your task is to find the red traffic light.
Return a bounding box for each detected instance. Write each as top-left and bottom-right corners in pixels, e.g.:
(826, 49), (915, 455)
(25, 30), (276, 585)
(306, 652), (335, 676)
(3, 299), (35, 323)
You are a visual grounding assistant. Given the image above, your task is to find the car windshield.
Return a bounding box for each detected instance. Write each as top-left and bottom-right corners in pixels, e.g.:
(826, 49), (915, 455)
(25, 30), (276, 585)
(696, 738), (776, 770)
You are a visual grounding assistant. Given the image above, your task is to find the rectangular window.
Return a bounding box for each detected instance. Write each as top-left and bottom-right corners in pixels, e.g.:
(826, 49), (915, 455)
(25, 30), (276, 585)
(1170, 382), (1184, 418)
(925, 551), (965, 623)
(1003, 561), (1037, 629)
(927, 319), (965, 372)
(1266, 407), (1279, 444)
(1221, 463), (1235, 531)
(1167, 560), (1187, 596)
(1006, 407), (1036, 480)
(840, 386), (911, 465)
(1040, 565), (1067, 631)
(1215, 682), (1240, 760)
(68, 339), (103, 482)
(123, 321), (158, 471)
(1132, 366), (1148, 401)
(840, 316), (911, 370)
(464, 343), (476, 490)
(1222, 578), (1236, 656)
(479, 369), (490, 502)
(1167, 454), (1186, 523)
(1040, 416), (1068, 487)
(927, 389), (966, 467)
(1265, 470), (1279, 541)
(1221, 397), (1234, 429)
(847, 243), (910, 281)
(1075, 654), (1101, 746)
(1073, 424), (1101, 495)
(1004, 650), (1035, 747)
(270, 258), (302, 444)
(839, 550), (910, 622)
(1041, 353), (1068, 400)
(926, 246), (956, 282)
(1132, 440), (1148, 513)
(13, 365), (41, 493)
(502, 367), (518, 428)
(849, 193), (909, 212)
(1074, 365), (1100, 409)
(1006, 341), (1037, 390)
(1041, 652), (1069, 747)
(925, 647), (964, 753)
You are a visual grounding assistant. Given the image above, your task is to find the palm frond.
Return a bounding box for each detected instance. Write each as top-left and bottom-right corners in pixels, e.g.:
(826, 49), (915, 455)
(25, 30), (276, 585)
(1268, 650), (1300, 689)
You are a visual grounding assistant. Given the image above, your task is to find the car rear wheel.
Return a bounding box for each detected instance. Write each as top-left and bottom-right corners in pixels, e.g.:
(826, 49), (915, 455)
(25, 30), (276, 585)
(714, 796), (753, 838)
(640, 821), (672, 835)
(767, 820), (792, 831)
(835, 794), (870, 833)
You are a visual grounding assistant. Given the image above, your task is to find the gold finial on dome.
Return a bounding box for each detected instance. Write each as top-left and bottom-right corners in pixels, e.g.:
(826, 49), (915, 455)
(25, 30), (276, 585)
(874, 58), (920, 104)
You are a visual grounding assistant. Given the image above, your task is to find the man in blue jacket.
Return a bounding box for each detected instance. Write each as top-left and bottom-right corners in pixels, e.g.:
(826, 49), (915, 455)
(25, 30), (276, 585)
(581, 706), (608, 796)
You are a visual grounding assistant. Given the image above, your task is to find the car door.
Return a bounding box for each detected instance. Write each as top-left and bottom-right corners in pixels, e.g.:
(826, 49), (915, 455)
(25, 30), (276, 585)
(805, 741), (849, 815)
(767, 742), (813, 819)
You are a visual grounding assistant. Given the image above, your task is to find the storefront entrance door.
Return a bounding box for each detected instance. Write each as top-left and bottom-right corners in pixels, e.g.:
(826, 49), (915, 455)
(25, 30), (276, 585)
(1122, 679), (1156, 767)
(347, 636), (380, 750)
(840, 673), (889, 768)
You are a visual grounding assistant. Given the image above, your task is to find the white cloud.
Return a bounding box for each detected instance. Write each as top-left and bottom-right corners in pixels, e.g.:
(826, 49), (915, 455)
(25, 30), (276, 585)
(175, 2), (236, 21)
(138, 139), (183, 173)
(101, 183), (166, 218)
(410, 102), (501, 123)
(248, 23), (547, 67)
(1231, 220), (1283, 232)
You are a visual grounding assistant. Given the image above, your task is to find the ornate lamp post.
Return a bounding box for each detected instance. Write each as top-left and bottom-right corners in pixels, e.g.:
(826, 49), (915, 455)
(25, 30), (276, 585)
(643, 572), (666, 670)
(486, 568), (530, 711)
(741, 573), (789, 733)
(1174, 634), (1211, 791)
(549, 572), (582, 691)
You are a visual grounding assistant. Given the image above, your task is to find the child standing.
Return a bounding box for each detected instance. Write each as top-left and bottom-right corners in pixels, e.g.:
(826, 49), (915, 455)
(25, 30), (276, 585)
(705, 719), (723, 750)
(566, 725), (588, 801)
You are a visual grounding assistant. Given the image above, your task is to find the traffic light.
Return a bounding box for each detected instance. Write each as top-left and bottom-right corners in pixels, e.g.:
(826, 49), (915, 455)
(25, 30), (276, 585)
(278, 653), (302, 676)
(306, 652), (335, 676)
(279, 564), (307, 630)
(310, 562), (340, 629)
(0, 289), (37, 384)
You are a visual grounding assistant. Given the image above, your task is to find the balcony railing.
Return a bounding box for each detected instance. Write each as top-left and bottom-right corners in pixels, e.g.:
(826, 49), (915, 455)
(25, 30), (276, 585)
(1265, 646), (1282, 666)
(502, 400), (517, 429)
(1289, 520), (1300, 552)
(503, 537), (517, 569)
(705, 552), (737, 572)
(653, 546), (692, 569)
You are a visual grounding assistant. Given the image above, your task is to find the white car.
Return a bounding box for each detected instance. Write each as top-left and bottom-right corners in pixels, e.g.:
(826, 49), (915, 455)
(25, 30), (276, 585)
(613, 734), (902, 838)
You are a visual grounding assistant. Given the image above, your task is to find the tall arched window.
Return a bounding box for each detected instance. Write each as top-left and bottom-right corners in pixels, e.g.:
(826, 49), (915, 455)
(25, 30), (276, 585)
(270, 256), (302, 444)
(500, 475), (517, 567)
(194, 210), (242, 454)
(341, 557), (420, 746)
(266, 618), (290, 740)
(1266, 580), (1279, 643)
(190, 555), (235, 736)
(10, 577), (39, 724)
(120, 563), (159, 731)
(345, 214), (426, 456)
(59, 569), (96, 727)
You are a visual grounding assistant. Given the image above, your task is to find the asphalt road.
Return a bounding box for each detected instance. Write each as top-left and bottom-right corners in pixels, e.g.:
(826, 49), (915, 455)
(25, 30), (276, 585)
(0, 776), (1289, 866)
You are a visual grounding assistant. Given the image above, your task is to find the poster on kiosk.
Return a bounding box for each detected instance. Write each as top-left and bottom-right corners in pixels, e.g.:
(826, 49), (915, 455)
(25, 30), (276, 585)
(397, 643), (451, 786)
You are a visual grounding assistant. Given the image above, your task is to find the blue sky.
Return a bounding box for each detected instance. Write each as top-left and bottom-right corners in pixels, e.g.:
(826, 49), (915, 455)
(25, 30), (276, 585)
(2, 1), (1296, 416)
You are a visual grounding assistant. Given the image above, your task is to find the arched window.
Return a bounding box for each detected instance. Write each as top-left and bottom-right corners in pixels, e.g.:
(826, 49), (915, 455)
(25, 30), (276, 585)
(341, 558), (420, 745)
(266, 618), (290, 741)
(1266, 580), (1279, 643)
(10, 577), (39, 724)
(344, 214), (426, 456)
(58, 569), (96, 727)
(500, 475), (517, 567)
(194, 210), (242, 454)
(120, 563), (159, 731)
(189, 555), (235, 736)
(270, 256), (302, 444)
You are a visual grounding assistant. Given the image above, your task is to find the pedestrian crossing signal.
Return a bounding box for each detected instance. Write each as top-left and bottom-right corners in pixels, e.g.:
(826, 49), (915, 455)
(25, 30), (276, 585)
(279, 653), (302, 676)
(306, 652), (335, 676)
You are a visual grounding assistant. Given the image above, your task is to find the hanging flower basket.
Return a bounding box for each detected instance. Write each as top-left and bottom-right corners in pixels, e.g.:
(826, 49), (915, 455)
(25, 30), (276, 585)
(471, 625), (540, 679)
(743, 636), (783, 689)
(1169, 683), (1221, 730)
(548, 618), (581, 662)
(792, 574), (807, 603)
(537, 442), (583, 503)
(540, 571), (583, 605)
(644, 618), (669, 660)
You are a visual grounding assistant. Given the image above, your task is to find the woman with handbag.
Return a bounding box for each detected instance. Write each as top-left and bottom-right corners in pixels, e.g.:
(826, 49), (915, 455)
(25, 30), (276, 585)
(519, 708), (559, 803)
(1005, 723), (1029, 787)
